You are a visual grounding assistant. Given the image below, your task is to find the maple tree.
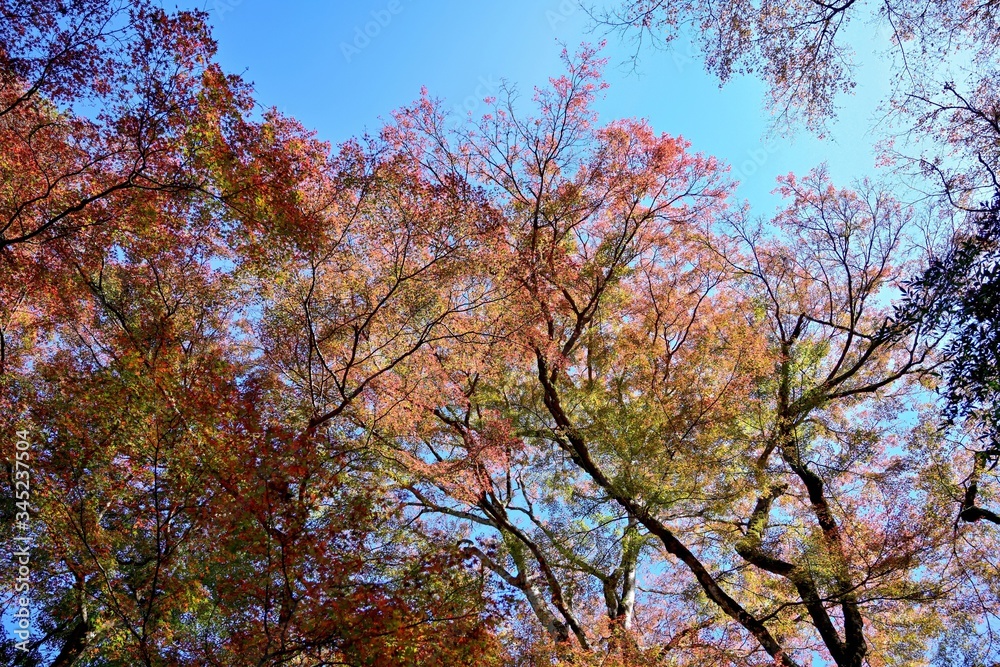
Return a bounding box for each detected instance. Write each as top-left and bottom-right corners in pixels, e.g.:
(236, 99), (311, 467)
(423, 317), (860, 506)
(372, 49), (993, 666)
(1, 2), (501, 665)
(2, 230), (499, 665)
(3, 2), (1000, 666)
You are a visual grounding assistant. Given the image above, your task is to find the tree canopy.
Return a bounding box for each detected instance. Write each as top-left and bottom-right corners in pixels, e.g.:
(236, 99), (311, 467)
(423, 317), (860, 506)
(2, 2), (999, 666)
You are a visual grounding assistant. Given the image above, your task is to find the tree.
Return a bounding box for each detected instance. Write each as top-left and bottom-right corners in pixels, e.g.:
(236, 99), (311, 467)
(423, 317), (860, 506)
(366, 47), (979, 666)
(385, 45), (734, 659)
(1, 3), (502, 665)
(904, 192), (1000, 526)
(5, 2), (1000, 665)
(593, 0), (1000, 203)
(0, 0), (251, 418)
(0, 0), (250, 252)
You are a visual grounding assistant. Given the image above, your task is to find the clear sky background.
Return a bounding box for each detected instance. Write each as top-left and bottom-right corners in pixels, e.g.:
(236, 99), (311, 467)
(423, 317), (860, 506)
(186, 0), (900, 216)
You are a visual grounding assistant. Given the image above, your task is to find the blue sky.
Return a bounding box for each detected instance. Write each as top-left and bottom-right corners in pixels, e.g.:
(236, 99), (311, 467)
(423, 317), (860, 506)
(191, 0), (898, 215)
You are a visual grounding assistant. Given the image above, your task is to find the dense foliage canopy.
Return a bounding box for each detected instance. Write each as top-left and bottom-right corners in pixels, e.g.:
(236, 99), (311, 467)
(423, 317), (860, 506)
(1, 1), (998, 666)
